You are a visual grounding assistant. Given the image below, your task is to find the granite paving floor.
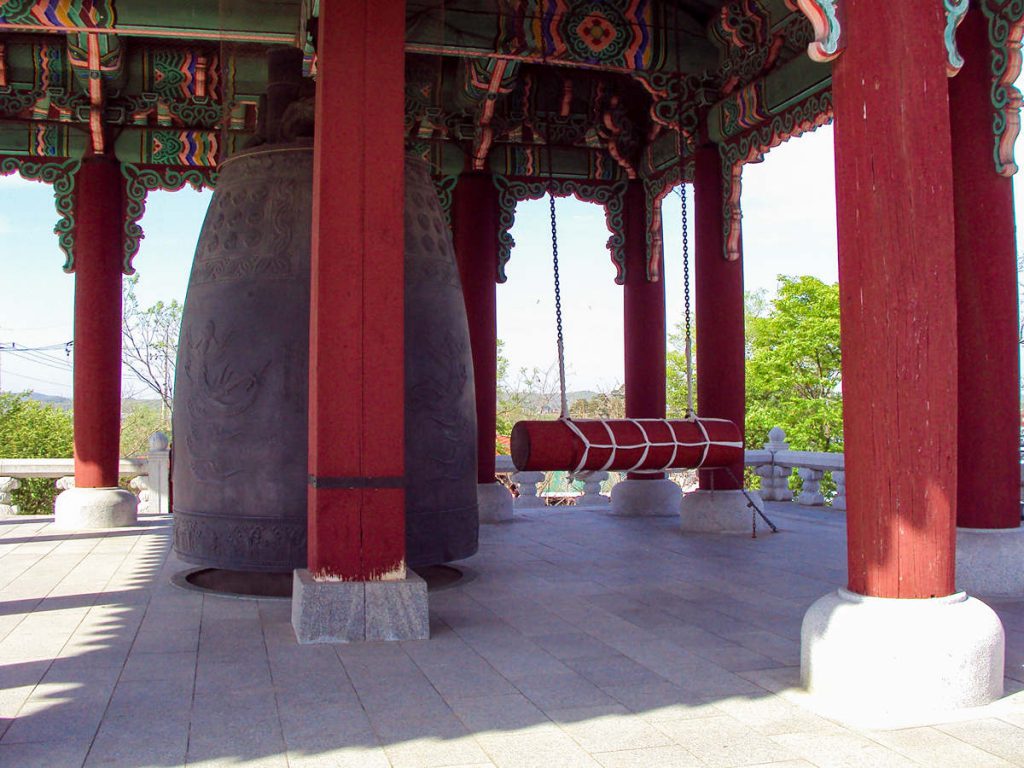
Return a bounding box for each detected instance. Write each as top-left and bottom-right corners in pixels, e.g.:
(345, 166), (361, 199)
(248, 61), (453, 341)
(1, 503), (1023, 768)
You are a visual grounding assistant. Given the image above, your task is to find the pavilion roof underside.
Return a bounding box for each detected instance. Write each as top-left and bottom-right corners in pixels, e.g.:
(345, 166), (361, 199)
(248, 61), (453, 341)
(0, 1), (831, 180)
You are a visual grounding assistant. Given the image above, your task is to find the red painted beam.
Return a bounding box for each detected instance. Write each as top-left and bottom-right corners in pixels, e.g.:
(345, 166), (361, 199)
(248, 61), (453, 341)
(453, 173), (498, 485)
(834, 0), (958, 598)
(308, 0), (406, 581)
(951, 7), (1021, 530)
(623, 180), (667, 480)
(694, 145), (745, 490)
(73, 157), (124, 489)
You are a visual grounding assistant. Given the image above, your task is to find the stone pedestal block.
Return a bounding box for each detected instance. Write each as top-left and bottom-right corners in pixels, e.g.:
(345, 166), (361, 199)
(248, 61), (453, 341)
(610, 478), (680, 517)
(801, 588), (1004, 722)
(956, 526), (1024, 597)
(292, 568), (429, 644)
(54, 487), (138, 529)
(680, 489), (763, 533)
(478, 482), (514, 523)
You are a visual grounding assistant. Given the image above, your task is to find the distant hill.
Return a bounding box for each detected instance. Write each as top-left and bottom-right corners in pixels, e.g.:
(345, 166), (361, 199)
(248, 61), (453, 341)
(25, 392), (71, 409)
(3, 391), (162, 411)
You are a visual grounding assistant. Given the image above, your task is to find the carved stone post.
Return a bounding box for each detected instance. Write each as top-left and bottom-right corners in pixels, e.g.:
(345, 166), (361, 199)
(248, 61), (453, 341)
(146, 431), (170, 515)
(831, 471), (847, 512)
(511, 471), (546, 509)
(756, 427), (793, 502)
(0, 477), (19, 515)
(795, 468), (825, 506)
(576, 471), (610, 508)
(755, 465), (792, 502)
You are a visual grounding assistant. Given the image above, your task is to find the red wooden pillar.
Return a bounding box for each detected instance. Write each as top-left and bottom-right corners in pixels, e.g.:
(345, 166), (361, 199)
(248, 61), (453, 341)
(834, 0), (958, 598)
(307, 0), (406, 580)
(73, 157), (125, 488)
(623, 180), (667, 480)
(693, 145), (745, 490)
(950, 7), (1021, 530)
(453, 173), (498, 485)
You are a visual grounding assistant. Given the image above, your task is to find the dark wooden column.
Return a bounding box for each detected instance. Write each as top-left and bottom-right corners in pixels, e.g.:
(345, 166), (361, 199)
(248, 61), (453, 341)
(950, 6), (1021, 530)
(623, 180), (667, 479)
(73, 157), (125, 488)
(307, 0), (406, 580)
(693, 145), (745, 490)
(453, 173), (499, 486)
(834, 0), (958, 598)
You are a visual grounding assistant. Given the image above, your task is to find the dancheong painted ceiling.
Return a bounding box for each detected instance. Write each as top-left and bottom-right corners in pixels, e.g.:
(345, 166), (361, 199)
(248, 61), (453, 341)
(0, 1), (834, 179)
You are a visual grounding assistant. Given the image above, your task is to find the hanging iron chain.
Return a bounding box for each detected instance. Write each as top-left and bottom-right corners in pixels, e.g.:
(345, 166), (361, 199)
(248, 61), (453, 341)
(679, 183), (695, 419)
(550, 193), (569, 419)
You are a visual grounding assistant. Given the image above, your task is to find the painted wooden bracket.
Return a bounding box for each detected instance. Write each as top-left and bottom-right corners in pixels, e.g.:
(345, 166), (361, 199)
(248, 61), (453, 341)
(0, 156), (80, 271)
(794, 0), (844, 63)
(982, 0), (1024, 176)
(642, 164), (694, 282)
(492, 176), (628, 284)
(121, 163), (217, 274)
(718, 91), (833, 261)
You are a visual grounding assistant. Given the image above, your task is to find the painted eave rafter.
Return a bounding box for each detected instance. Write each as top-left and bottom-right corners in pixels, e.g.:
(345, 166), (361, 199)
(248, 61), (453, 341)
(792, 0), (842, 63)
(944, 0), (970, 76)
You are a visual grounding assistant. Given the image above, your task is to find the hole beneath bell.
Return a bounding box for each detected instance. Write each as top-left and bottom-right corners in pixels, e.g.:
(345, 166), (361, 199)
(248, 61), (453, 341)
(178, 568), (294, 600)
(413, 564), (466, 591)
(172, 564), (468, 600)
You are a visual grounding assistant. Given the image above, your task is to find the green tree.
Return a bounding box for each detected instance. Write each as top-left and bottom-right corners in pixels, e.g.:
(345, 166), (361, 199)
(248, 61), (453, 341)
(0, 392), (73, 514)
(666, 320), (695, 418)
(667, 290), (769, 418)
(745, 276), (842, 452)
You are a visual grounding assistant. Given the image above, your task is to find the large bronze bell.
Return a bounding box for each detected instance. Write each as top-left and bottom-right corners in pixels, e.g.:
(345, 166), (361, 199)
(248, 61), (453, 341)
(172, 138), (479, 572)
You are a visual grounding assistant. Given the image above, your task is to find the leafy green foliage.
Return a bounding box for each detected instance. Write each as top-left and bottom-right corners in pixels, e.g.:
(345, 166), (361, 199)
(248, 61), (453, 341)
(666, 320), (694, 418)
(120, 401), (170, 458)
(0, 392), (73, 514)
(745, 276), (843, 452)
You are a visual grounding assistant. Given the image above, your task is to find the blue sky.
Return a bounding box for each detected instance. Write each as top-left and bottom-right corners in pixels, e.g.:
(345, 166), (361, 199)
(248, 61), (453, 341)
(0, 122), (1016, 396)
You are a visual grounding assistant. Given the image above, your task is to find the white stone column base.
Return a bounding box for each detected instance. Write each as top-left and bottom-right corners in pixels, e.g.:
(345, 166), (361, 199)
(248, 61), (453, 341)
(478, 482), (513, 523)
(956, 526), (1024, 597)
(679, 489), (763, 533)
(291, 568), (429, 644)
(610, 478), (680, 517)
(54, 486), (138, 529)
(801, 589), (1004, 721)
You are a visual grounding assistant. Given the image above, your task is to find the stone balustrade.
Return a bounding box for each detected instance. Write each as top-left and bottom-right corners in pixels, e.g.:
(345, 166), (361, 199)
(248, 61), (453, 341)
(745, 426), (846, 510)
(0, 431), (170, 517)
(495, 454), (610, 511)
